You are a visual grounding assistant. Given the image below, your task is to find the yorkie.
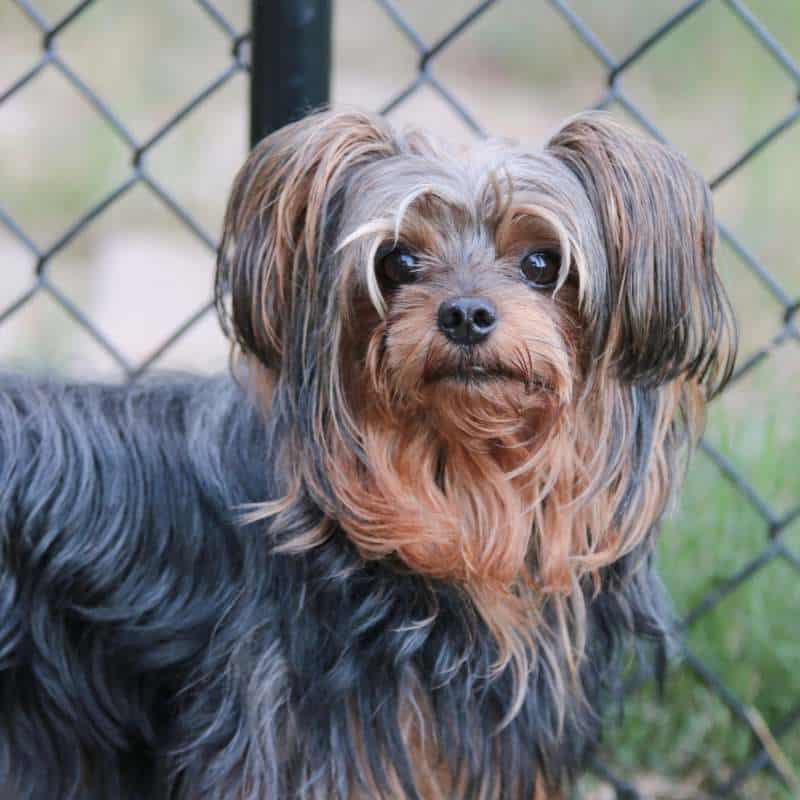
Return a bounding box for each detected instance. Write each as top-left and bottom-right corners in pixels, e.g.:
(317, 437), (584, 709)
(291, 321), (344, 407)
(0, 109), (735, 799)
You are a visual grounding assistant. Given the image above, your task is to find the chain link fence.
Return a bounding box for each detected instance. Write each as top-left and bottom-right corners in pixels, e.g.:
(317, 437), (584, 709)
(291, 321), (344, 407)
(2, 0), (254, 377)
(2, 1), (798, 797)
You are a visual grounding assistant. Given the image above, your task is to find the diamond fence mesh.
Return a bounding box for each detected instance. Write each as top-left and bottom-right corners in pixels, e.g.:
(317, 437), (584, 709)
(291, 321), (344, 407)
(2, 1), (798, 797)
(1, 0), (252, 378)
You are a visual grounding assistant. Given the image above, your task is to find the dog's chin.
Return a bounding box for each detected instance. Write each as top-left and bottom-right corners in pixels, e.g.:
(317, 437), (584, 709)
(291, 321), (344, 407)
(393, 365), (564, 445)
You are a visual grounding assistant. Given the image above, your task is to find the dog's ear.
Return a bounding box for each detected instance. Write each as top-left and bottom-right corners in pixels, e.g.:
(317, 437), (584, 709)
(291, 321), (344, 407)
(216, 109), (397, 371)
(548, 114), (736, 395)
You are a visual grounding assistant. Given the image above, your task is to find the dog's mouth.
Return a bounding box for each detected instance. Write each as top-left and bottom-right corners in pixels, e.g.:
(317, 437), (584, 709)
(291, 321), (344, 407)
(431, 365), (513, 383)
(427, 364), (555, 393)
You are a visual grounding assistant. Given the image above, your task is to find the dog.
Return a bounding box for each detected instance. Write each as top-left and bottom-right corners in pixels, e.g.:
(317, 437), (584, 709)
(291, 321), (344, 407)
(0, 109), (735, 799)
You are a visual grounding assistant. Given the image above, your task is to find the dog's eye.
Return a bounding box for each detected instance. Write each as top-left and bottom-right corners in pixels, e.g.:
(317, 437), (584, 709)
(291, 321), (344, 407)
(520, 250), (560, 288)
(378, 247), (419, 285)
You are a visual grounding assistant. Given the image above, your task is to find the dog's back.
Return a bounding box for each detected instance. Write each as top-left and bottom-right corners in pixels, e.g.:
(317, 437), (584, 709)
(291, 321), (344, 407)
(0, 375), (268, 798)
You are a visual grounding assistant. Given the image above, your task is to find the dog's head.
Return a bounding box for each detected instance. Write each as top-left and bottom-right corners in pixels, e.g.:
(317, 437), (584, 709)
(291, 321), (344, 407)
(217, 108), (735, 661)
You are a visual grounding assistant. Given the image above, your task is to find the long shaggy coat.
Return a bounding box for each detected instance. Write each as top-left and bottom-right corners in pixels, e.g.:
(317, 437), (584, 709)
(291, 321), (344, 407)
(0, 110), (735, 799)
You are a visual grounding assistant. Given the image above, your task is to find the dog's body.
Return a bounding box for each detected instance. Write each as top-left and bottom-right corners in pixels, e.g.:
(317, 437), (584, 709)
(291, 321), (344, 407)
(0, 110), (735, 798)
(0, 373), (664, 799)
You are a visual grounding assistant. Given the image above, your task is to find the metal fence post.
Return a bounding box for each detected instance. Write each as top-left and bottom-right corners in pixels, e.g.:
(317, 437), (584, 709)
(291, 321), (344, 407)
(250, 0), (332, 147)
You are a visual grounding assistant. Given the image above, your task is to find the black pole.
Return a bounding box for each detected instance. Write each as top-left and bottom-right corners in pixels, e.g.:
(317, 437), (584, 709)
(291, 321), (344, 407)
(250, 0), (332, 147)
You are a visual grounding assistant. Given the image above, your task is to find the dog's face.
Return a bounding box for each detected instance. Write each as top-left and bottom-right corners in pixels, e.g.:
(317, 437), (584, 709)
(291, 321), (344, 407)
(343, 143), (579, 432)
(217, 109), (735, 667)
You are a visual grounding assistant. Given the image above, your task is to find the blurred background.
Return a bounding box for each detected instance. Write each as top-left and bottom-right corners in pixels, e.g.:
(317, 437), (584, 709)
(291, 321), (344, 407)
(1, 1), (798, 797)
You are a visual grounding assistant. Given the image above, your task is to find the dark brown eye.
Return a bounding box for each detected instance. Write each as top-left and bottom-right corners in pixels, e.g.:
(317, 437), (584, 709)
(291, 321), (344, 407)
(378, 247), (419, 284)
(520, 250), (560, 287)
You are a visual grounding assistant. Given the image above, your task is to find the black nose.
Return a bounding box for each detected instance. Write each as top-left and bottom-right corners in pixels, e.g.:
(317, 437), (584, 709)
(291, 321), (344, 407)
(437, 297), (498, 345)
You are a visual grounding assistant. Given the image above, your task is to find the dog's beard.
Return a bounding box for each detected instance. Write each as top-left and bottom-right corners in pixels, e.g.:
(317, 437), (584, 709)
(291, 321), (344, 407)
(327, 281), (574, 592)
(330, 317), (573, 592)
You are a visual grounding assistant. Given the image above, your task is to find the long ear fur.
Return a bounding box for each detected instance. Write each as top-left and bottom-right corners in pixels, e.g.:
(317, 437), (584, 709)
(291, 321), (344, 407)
(535, 116), (738, 601)
(215, 109), (398, 372)
(548, 114), (736, 396)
